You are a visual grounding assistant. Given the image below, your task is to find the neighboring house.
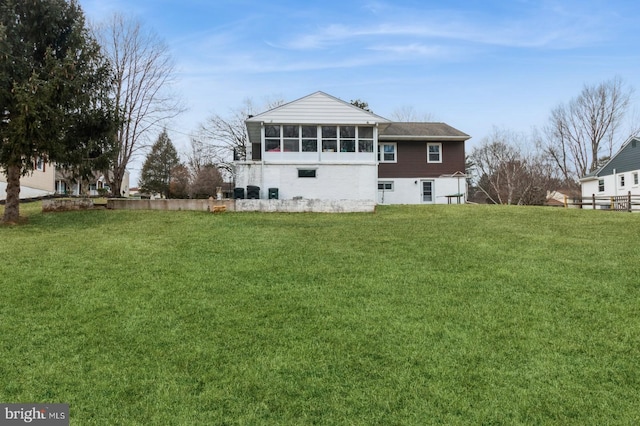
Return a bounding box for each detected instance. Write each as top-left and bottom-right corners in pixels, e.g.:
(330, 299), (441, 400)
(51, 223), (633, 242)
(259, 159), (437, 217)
(55, 170), (130, 197)
(235, 91), (470, 205)
(0, 158), (56, 201)
(580, 136), (640, 208)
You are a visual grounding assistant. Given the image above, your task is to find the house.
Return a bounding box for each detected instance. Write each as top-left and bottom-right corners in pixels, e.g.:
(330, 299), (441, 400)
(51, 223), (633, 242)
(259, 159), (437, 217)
(0, 159), (56, 201)
(55, 170), (130, 197)
(235, 91), (470, 206)
(580, 136), (640, 208)
(377, 122), (469, 204)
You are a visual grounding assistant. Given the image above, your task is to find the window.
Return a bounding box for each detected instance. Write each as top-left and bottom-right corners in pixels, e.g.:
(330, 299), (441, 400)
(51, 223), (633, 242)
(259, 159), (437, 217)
(265, 125), (280, 152)
(619, 174), (625, 187)
(265, 124), (375, 155)
(634, 172), (639, 186)
(358, 127), (374, 152)
(340, 126), (356, 152)
(283, 125), (299, 152)
(422, 180), (434, 203)
(322, 126), (337, 152)
(302, 126), (318, 152)
(427, 143), (442, 163)
(35, 157), (45, 171)
(298, 169), (316, 178)
(378, 181), (394, 191)
(378, 143), (397, 162)
(598, 179), (605, 192)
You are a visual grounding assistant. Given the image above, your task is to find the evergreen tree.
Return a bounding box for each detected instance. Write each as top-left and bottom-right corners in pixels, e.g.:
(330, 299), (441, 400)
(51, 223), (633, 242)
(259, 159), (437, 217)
(0, 0), (117, 223)
(139, 130), (180, 198)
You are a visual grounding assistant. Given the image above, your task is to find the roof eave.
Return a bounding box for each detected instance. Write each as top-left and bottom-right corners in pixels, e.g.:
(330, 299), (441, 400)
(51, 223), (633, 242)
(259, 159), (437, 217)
(378, 135), (470, 141)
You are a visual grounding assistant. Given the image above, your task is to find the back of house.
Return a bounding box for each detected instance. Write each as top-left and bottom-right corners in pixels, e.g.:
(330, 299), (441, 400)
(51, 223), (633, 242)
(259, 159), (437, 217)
(234, 91), (470, 208)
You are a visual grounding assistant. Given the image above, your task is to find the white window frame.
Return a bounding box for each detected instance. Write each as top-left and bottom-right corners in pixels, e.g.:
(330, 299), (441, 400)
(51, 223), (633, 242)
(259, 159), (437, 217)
(35, 157), (45, 171)
(633, 172), (639, 186)
(378, 143), (397, 163)
(619, 174), (625, 188)
(378, 181), (394, 191)
(427, 143), (442, 163)
(598, 179), (605, 192)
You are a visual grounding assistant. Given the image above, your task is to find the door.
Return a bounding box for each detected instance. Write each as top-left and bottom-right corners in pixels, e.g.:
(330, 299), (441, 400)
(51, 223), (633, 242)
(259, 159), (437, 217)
(421, 180), (434, 203)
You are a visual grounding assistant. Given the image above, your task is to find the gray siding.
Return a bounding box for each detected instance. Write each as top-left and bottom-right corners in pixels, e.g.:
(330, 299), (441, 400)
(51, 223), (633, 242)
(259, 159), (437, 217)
(599, 137), (640, 176)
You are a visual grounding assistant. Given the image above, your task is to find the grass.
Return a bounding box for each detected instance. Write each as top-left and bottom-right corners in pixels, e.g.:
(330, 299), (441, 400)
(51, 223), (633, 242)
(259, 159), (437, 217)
(1, 202), (640, 424)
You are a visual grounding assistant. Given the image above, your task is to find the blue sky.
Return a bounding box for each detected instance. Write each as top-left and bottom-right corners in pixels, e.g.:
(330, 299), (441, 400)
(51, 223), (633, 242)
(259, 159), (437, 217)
(79, 0), (640, 179)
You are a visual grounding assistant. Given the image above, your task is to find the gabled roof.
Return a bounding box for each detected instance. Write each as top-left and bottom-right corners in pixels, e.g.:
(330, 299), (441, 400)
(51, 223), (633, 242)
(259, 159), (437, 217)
(246, 91), (390, 124)
(580, 136), (640, 181)
(245, 91), (390, 145)
(379, 122), (470, 141)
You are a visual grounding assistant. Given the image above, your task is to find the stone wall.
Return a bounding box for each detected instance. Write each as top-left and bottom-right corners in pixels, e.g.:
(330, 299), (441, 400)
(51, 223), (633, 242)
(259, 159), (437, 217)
(42, 198), (94, 212)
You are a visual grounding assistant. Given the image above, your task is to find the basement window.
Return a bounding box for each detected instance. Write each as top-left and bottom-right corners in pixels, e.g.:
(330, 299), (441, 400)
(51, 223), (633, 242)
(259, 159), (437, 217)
(298, 169), (316, 178)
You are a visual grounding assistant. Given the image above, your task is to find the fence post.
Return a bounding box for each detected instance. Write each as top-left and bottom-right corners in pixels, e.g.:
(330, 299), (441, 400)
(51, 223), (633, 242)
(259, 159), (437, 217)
(629, 191), (632, 212)
(592, 194), (596, 209)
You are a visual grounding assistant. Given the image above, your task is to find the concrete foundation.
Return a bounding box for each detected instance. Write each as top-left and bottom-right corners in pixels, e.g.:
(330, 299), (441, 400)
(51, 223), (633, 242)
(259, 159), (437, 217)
(236, 199), (376, 213)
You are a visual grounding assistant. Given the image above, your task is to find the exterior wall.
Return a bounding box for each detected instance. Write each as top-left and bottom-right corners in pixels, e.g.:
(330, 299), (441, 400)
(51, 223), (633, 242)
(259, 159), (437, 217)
(378, 140), (465, 179)
(0, 163), (55, 192)
(236, 162), (377, 201)
(236, 199), (375, 213)
(581, 169), (640, 209)
(377, 177), (467, 205)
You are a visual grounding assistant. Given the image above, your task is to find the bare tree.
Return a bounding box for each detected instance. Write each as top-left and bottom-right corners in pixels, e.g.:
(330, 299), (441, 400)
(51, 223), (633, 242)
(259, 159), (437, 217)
(472, 127), (560, 205)
(190, 164), (223, 199)
(94, 14), (183, 197)
(390, 105), (435, 122)
(195, 97), (283, 178)
(543, 77), (633, 183)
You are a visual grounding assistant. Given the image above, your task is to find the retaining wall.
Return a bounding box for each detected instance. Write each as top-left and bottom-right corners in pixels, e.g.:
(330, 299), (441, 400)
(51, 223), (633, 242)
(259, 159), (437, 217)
(107, 198), (235, 212)
(106, 198), (375, 213)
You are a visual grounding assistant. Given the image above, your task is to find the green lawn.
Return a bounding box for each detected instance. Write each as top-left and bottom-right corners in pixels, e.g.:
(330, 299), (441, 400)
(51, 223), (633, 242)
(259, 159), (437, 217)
(1, 202), (639, 425)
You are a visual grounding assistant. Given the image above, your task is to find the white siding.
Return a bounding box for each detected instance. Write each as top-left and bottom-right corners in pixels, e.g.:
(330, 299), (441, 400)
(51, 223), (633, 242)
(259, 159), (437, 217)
(247, 92), (389, 125)
(377, 177), (467, 205)
(581, 169), (640, 209)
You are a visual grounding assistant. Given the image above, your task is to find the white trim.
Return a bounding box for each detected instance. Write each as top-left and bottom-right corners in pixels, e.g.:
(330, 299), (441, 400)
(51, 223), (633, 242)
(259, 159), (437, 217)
(427, 142), (442, 163)
(378, 142), (397, 163)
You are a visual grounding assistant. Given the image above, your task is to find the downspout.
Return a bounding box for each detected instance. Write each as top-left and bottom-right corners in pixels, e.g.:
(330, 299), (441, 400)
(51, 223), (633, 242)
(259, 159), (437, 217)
(261, 122), (265, 199)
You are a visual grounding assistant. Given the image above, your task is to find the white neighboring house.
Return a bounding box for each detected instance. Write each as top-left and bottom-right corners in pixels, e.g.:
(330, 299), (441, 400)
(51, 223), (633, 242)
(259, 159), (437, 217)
(580, 136), (640, 208)
(0, 158), (55, 201)
(235, 91), (470, 206)
(55, 170), (130, 197)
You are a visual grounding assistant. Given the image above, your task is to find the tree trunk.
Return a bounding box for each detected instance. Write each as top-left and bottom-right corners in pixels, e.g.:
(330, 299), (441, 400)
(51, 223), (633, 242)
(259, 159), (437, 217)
(2, 165), (21, 223)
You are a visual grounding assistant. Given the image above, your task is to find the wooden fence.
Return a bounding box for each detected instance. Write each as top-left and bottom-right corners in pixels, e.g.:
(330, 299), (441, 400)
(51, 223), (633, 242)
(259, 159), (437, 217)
(568, 192), (640, 212)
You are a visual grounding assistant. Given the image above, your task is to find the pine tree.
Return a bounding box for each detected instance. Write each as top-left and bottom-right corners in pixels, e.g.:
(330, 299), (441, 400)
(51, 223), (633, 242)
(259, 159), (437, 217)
(0, 0), (116, 223)
(139, 130), (180, 198)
